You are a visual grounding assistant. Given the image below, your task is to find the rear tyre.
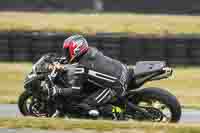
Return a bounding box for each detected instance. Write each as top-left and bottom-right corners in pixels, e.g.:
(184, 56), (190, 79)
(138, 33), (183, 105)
(129, 87), (182, 123)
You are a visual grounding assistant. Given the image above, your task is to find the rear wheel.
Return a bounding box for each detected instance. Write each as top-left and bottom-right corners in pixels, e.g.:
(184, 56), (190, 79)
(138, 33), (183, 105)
(128, 87), (182, 123)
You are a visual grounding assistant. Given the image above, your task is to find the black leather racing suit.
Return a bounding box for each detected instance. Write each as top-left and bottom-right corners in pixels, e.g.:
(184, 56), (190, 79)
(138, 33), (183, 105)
(65, 47), (130, 115)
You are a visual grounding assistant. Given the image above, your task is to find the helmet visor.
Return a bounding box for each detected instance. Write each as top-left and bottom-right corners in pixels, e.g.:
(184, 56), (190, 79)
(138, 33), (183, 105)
(63, 48), (71, 62)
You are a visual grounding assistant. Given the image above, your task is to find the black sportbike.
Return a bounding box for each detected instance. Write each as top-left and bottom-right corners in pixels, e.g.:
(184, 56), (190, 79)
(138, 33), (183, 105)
(18, 54), (181, 122)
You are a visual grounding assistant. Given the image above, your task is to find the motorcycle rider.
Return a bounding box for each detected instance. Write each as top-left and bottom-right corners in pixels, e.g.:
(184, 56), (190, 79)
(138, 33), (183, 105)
(48, 34), (130, 118)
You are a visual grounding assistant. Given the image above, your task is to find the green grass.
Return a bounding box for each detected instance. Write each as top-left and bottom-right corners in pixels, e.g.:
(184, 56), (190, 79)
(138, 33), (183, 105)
(0, 62), (32, 104)
(0, 117), (200, 133)
(0, 12), (200, 34)
(1, 62), (200, 108)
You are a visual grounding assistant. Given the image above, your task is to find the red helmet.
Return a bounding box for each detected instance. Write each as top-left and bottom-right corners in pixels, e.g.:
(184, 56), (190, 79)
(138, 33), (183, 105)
(63, 35), (89, 63)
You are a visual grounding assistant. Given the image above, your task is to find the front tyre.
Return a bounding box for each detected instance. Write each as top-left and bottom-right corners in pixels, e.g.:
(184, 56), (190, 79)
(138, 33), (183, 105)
(18, 91), (56, 117)
(129, 87), (182, 123)
(18, 91), (32, 116)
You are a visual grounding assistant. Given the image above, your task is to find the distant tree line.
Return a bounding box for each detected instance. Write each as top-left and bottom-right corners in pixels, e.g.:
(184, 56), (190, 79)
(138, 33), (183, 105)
(0, 32), (200, 66)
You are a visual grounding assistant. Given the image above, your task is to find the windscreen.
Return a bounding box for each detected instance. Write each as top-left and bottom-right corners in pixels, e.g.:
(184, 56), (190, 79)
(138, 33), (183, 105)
(32, 53), (57, 73)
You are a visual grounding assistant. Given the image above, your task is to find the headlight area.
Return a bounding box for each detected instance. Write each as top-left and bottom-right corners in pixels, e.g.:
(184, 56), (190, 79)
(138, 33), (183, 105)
(24, 74), (41, 90)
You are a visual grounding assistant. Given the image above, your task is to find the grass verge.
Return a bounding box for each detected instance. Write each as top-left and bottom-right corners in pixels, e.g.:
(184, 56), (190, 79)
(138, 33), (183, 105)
(0, 12), (200, 34)
(0, 117), (200, 133)
(0, 62), (32, 104)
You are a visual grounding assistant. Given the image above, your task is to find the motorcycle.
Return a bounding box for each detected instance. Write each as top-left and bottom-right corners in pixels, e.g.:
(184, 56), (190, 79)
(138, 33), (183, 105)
(18, 53), (182, 122)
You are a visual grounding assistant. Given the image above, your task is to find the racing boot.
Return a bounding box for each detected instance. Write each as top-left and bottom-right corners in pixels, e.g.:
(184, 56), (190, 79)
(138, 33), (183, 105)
(99, 104), (124, 120)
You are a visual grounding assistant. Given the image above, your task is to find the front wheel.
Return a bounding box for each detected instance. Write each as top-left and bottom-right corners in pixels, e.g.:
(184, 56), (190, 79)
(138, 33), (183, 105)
(128, 87), (182, 123)
(18, 91), (33, 116)
(18, 91), (56, 117)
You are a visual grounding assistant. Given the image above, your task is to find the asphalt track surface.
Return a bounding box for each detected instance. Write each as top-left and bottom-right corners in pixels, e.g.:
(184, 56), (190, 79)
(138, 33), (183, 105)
(0, 104), (200, 123)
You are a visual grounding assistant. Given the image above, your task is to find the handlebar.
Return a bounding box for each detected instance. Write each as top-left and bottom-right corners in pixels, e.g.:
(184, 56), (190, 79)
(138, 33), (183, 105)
(54, 57), (68, 64)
